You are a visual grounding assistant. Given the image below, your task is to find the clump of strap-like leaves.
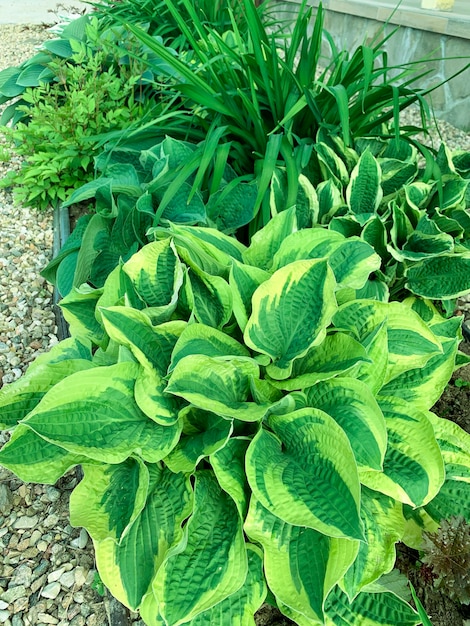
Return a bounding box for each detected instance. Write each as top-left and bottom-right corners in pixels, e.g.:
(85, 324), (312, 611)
(1, 211), (470, 625)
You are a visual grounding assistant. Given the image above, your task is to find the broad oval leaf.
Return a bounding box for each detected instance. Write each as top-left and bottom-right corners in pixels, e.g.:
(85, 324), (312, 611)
(0, 424), (93, 485)
(303, 377), (387, 471)
(70, 457), (149, 543)
(166, 354), (267, 422)
(169, 322), (250, 373)
(346, 150), (383, 217)
(95, 465), (193, 611)
(122, 238), (184, 308)
(22, 363), (182, 464)
(152, 471), (248, 626)
(246, 409), (364, 540)
(360, 397), (444, 507)
(245, 497), (358, 623)
(244, 259), (337, 378)
(405, 253), (470, 299)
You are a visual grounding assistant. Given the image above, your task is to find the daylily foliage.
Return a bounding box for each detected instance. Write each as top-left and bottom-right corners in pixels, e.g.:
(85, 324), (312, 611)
(2, 211), (470, 625)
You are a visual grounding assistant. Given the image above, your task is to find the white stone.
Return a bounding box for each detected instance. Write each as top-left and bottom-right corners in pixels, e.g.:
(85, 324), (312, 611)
(40, 582), (61, 600)
(12, 515), (38, 529)
(47, 569), (64, 584)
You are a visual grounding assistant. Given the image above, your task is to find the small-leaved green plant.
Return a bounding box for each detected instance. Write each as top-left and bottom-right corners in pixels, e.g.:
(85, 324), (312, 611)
(1, 211), (469, 624)
(0, 42), (157, 210)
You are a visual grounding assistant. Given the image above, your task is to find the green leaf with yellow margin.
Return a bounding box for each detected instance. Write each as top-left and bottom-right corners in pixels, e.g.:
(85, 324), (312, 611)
(166, 354), (268, 422)
(246, 409), (364, 540)
(303, 377), (387, 471)
(342, 487), (406, 599)
(151, 471), (248, 626)
(69, 457), (149, 543)
(244, 497), (358, 623)
(360, 397), (444, 507)
(94, 465), (192, 611)
(0, 424), (95, 484)
(122, 238), (184, 309)
(22, 363), (182, 464)
(244, 259), (337, 379)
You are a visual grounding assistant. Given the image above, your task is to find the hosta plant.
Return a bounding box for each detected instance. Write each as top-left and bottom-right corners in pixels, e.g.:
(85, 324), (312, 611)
(40, 135), (257, 296)
(1, 211), (470, 625)
(273, 134), (470, 307)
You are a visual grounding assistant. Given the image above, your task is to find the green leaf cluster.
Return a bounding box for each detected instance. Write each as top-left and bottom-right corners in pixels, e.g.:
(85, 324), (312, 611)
(2, 214), (469, 625)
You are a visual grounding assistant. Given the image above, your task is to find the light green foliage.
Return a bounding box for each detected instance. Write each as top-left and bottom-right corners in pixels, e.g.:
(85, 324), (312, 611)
(1, 213), (468, 624)
(269, 135), (470, 304)
(1, 41), (156, 210)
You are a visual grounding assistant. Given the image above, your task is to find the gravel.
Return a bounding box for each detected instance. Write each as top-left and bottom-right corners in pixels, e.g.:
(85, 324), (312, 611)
(0, 20), (469, 626)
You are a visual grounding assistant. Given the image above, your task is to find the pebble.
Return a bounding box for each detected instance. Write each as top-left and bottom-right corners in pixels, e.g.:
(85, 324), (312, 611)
(13, 516), (38, 530)
(40, 583), (61, 601)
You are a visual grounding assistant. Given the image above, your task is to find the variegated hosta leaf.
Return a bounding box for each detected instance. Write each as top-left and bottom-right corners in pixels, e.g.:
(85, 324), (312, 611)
(245, 497), (358, 623)
(302, 377), (387, 471)
(343, 321), (389, 395)
(333, 300), (442, 384)
(359, 397), (444, 508)
(346, 150), (383, 217)
(0, 359), (95, 428)
(404, 181), (434, 211)
(315, 141), (349, 188)
(60, 286), (106, 347)
(165, 405), (233, 473)
(95, 465), (193, 611)
(183, 545), (266, 626)
(424, 412), (470, 523)
(70, 457), (149, 543)
(188, 266), (233, 329)
(405, 253), (470, 299)
(169, 322), (250, 373)
(101, 308), (186, 376)
(401, 505), (439, 550)
(0, 424), (94, 484)
(153, 223), (246, 277)
(22, 363), (182, 464)
(122, 238), (184, 308)
(317, 179), (345, 223)
(271, 228), (345, 270)
(378, 336), (458, 411)
(399, 214), (454, 261)
(152, 471), (248, 626)
(211, 437), (251, 520)
(245, 259), (337, 379)
(229, 260), (271, 332)
(267, 333), (369, 392)
(379, 158), (418, 197)
(166, 354), (267, 422)
(243, 207), (297, 270)
(323, 586), (419, 626)
(327, 239), (381, 290)
(134, 366), (181, 426)
(246, 409), (364, 540)
(342, 487), (406, 599)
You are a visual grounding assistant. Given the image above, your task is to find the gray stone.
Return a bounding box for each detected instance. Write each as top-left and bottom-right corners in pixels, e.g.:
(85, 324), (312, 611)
(58, 571), (75, 589)
(11, 615), (23, 626)
(10, 565), (32, 588)
(0, 610), (10, 624)
(0, 586), (27, 604)
(12, 515), (38, 530)
(40, 582), (61, 600)
(0, 484), (13, 516)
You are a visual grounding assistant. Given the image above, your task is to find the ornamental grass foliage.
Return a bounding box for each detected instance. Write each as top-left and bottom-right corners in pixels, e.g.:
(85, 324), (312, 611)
(1, 1), (470, 625)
